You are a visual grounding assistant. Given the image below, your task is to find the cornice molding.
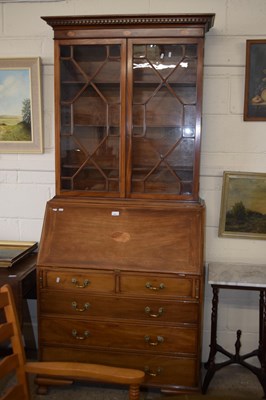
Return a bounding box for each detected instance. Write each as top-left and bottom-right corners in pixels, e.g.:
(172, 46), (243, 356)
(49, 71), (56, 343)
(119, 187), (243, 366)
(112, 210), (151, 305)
(42, 14), (215, 32)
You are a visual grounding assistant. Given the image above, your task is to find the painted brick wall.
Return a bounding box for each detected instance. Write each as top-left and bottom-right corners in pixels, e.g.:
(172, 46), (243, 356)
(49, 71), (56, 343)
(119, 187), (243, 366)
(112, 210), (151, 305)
(0, 0), (266, 363)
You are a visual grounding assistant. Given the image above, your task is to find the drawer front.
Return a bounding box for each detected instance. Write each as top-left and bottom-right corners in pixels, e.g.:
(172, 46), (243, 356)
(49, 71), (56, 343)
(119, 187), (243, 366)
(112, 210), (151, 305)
(40, 292), (199, 324)
(120, 273), (200, 299)
(40, 346), (198, 388)
(40, 268), (115, 293)
(40, 317), (198, 354)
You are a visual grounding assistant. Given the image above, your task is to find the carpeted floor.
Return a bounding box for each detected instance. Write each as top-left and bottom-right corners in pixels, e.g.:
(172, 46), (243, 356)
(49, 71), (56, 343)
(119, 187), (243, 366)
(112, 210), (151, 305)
(1, 363), (264, 399)
(23, 365), (263, 400)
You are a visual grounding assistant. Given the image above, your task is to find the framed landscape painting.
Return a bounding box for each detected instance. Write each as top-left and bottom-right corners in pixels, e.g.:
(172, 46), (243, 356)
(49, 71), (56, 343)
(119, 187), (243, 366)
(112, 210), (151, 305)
(219, 171), (266, 239)
(0, 57), (43, 153)
(244, 40), (266, 121)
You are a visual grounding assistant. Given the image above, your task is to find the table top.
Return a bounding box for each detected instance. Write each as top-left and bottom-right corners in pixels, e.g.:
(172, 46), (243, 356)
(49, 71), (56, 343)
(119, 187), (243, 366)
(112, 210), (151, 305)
(208, 262), (266, 288)
(0, 253), (37, 281)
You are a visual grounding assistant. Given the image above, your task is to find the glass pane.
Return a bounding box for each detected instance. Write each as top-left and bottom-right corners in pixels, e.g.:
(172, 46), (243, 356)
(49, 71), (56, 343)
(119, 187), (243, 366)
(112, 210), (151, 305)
(60, 44), (121, 193)
(131, 43), (198, 195)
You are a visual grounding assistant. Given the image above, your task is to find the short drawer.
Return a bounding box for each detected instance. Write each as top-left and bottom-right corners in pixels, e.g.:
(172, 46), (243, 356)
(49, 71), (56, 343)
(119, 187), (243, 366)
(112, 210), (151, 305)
(120, 273), (200, 299)
(39, 292), (199, 324)
(40, 346), (199, 388)
(39, 268), (115, 293)
(39, 317), (198, 354)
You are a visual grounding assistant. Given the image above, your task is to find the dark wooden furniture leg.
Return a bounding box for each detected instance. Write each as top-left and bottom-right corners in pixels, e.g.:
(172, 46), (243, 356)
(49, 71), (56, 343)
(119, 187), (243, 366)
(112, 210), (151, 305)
(202, 285), (219, 394)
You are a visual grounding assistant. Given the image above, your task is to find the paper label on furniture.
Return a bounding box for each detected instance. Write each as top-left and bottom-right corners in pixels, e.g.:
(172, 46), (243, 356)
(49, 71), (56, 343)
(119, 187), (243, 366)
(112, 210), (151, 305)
(112, 211), (120, 216)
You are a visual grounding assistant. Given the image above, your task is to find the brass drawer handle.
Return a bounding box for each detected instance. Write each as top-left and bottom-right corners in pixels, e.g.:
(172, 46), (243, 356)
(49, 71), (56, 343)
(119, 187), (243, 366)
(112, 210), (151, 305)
(144, 335), (164, 346)
(72, 329), (90, 340)
(71, 278), (90, 288)
(145, 306), (164, 318)
(144, 366), (162, 377)
(145, 282), (165, 291)
(71, 301), (90, 312)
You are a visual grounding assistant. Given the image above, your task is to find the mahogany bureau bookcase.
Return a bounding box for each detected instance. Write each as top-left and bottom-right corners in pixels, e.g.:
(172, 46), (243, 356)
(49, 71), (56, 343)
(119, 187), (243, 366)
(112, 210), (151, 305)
(37, 14), (215, 394)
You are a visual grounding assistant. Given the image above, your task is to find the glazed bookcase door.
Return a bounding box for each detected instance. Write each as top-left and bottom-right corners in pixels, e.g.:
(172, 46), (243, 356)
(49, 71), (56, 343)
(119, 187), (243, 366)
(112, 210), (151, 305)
(56, 39), (126, 197)
(126, 38), (203, 200)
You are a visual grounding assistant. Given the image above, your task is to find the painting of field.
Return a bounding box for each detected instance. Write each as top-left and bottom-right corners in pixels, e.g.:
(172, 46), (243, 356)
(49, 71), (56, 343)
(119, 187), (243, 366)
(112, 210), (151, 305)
(0, 115), (31, 141)
(0, 58), (42, 153)
(219, 171), (266, 239)
(0, 68), (32, 142)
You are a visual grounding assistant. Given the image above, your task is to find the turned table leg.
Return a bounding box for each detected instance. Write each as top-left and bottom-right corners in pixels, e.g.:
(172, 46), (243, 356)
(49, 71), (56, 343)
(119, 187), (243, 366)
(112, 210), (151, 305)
(202, 285), (219, 394)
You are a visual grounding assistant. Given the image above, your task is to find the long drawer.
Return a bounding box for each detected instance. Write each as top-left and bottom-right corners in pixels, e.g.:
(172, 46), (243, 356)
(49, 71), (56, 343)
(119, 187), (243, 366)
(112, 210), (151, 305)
(40, 345), (199, 388)
(39, 292), (199, 324)
(39, 317), (198, 354)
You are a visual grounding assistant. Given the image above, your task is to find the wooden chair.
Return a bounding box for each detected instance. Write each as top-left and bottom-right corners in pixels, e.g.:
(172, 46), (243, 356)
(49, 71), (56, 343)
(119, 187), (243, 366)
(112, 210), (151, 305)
(0, 284), (145, 400)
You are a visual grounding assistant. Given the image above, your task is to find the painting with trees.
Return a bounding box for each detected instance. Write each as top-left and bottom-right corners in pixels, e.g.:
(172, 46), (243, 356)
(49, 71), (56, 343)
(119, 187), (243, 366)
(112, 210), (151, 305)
(0, 58), (42, 153)
(219, 171), (266, 239)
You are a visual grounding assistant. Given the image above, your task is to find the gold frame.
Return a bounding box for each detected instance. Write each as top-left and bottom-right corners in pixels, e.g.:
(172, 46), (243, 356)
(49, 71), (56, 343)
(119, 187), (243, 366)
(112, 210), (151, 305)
(0, 57), (43, 153)
(0, 240), (38, 267)
(219, 171), (266, 240)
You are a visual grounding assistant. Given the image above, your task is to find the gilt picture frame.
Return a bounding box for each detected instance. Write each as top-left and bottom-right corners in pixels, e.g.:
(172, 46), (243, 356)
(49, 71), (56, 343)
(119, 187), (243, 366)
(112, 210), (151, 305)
(244, 40), (266, 121)
(0, 240), (38, 268)
(219, 171), (266, 239)
(0, 57), (43, 153)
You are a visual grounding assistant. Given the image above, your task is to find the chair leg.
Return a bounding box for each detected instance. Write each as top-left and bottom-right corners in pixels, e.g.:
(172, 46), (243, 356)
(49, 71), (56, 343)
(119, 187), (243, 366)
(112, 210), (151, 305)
(129, 384), (140, 400)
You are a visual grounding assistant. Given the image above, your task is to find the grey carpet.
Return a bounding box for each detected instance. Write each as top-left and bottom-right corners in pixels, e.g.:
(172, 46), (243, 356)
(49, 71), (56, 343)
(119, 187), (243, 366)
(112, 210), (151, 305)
(1, 365), (264, 399)
(29, 365), (264, 399)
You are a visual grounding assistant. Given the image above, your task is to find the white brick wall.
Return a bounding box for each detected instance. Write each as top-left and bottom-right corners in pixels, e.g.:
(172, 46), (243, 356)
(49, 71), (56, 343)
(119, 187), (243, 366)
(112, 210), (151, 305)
(0, 0), (266, 363)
